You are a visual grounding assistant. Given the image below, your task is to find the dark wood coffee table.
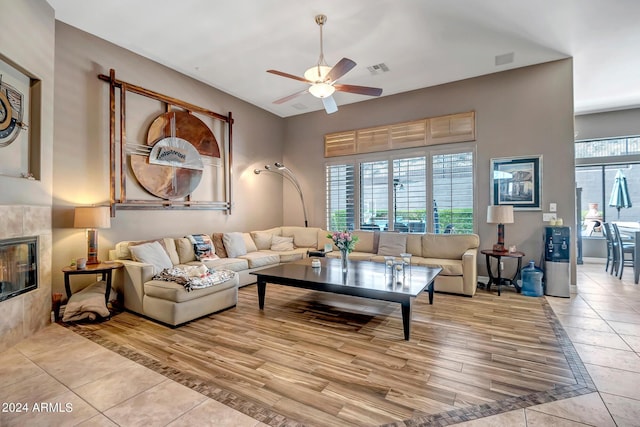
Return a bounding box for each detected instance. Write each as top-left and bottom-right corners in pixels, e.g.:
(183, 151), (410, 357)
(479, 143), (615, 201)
(251, 258), (442, 340)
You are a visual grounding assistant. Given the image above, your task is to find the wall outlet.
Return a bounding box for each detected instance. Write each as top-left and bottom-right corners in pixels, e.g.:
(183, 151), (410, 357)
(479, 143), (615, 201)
(550, 203), (557, 212)
(543, 213), (557, 221)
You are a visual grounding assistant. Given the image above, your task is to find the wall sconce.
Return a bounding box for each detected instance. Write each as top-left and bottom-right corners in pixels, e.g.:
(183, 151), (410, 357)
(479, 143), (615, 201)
(254, 163), (308, 227)
(74, 206), (111, 264)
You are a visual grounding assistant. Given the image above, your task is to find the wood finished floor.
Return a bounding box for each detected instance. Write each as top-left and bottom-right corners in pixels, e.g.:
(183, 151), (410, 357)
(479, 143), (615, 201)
(73, 285), (576, 427)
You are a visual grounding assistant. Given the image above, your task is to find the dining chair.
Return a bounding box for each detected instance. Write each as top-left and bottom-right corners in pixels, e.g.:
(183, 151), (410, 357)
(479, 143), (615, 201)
(612, 223), (635, 279)
(602, 222), (618, 274)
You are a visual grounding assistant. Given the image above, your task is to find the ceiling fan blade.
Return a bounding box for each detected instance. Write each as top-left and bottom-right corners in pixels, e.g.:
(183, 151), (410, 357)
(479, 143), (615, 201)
(325, 58), (356, 82)
(273, 88), (309, 104)
(333, 83), (383, 97)
(267, 69), (312, 84)
(322, 96), (338, 114)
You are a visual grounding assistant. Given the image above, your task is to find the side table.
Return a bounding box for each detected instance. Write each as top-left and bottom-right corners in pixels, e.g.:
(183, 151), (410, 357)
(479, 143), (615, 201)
(62, 262), (122, 306)
(480, 249), (525, 296)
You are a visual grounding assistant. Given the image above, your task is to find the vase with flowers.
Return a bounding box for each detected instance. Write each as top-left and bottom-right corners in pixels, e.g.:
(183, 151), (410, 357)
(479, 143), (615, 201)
(327, 230), (359, 272)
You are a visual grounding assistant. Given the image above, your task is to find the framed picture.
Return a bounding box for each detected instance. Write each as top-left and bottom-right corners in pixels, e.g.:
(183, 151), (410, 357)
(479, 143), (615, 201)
(491, 155), (542, 210)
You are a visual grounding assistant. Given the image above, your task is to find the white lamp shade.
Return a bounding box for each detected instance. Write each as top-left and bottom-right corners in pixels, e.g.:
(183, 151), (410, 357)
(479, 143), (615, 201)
(308, 83), (336, 98)
(487, 205), (514, 224)
(74, 206), (111, 229)
(304, 65), (332, 82)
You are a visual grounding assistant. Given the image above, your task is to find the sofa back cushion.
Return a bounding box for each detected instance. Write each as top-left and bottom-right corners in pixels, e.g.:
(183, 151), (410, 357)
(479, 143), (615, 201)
(317, 230), (336, 251)
(377, 232), (408, 256)
(406, 234), (423, 256)
(352, 230), (377, 253)
(250, 231), (273, 250)
(281, 226), (320, 248)
(243, 233), (258, 252)
(421, 233), (480, 259)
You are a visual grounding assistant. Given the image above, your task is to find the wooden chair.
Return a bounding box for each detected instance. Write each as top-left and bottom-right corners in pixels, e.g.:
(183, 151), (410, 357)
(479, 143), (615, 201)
(612, 223), (635, 279)
(602, 222), (618, 274)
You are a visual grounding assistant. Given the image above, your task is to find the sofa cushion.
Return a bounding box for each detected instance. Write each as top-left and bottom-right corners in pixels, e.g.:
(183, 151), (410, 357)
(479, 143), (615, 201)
(317, 229), (336, 251)
(406, 234), (423, 256)
(412, 257), (463, 276)
(129, 241), (173, 274)
(176, 238), (197, 264)
(211, 233), (228, 258)
(377, 233), (408, 256)
(251, 231), (274, 250)
(243, 233), (258, 253)
(143, 275), (237, 303)
(223, 232), (247, 258)
(352, 230), (376, 253)
(186, 234), (218, 261)
(281, 226), (319, 248)
(238, 251), (281, 268)
(197, 258), (249, 272)
(271, 235), (294, 251)
(264, 248), (307, 263)
(421, 234), (479, 259)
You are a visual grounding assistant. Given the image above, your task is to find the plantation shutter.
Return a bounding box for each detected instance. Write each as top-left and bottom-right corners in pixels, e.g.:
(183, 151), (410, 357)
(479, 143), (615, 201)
(325, 163), (355, 231)
(431, 151), (474, 234)
(360, 160), (389, 230)
(393, 157), (427, 233)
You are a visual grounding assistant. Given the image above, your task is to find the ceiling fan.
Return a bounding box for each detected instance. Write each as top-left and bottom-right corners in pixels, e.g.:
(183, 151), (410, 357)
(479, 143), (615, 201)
(267, 14), (383, 114)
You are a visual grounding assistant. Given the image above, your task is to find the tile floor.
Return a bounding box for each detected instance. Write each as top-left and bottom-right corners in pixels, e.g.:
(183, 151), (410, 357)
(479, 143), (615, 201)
(0, 260), (638, 426)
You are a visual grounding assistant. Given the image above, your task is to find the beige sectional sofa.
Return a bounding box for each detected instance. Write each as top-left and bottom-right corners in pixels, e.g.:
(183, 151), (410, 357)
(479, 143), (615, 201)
(109, 226), (479, 326)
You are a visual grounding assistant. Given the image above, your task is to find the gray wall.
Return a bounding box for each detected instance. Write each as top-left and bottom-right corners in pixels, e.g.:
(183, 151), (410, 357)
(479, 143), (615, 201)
(52, 22), (286, 294)
(283, 59), (576, 281)
(575, 108), (640, 140)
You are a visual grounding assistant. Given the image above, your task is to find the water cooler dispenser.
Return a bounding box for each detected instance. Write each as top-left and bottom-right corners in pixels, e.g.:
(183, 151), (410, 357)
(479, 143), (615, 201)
(543, 226), (571, 297)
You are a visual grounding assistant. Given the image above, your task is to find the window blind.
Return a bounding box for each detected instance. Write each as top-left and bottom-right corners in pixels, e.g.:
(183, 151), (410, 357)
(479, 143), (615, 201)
(432, 152), (474, 234)
(326, 163), (355, 231)
(393, 157), (427, 233)
(360, 160), (389, 231)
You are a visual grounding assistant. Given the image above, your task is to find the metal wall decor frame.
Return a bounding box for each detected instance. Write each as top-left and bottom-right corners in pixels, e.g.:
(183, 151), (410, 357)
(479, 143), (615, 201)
(99, 69), (234, 215)
(490, 155), (542, 210)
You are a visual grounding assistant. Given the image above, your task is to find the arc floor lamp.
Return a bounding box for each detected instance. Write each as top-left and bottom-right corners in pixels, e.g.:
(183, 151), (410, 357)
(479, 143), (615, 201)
(254, 162), (308, 227)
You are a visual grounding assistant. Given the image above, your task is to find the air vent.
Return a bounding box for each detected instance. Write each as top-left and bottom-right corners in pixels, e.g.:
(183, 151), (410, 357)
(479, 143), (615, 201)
(495, 52), (514, 66)
(291, 103), (308, 110)
(367, 63), (390, 75)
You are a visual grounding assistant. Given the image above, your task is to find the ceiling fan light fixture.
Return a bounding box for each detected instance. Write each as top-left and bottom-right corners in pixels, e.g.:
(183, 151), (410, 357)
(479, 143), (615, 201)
(309, 83), (335, 98)
(303, 65), (332, 83)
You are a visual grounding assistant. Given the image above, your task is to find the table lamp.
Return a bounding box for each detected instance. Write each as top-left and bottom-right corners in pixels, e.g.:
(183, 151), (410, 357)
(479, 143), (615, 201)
(487, 205), (514, 252)
(74, 206), (111, 265)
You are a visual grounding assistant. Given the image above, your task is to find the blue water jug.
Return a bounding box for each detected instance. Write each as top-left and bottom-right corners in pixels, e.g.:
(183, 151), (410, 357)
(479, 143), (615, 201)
(521, 261), (543, 297)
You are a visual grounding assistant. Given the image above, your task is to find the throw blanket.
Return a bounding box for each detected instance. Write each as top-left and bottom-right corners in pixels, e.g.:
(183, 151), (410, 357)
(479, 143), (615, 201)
(153, 265), (236, 292)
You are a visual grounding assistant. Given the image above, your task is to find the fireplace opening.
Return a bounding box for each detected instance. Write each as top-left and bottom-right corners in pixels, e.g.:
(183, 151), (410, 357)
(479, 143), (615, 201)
(0, 236), (38, 302)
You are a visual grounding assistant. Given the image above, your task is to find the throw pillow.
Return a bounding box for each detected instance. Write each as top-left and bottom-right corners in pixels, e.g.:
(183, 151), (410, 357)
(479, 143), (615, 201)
(186, 234), (218, 261)
(211, 233), (228, 258)
(62, 281), (111, 322)
(271, 235), (294, 251)
(129, 241), (173, 274)
(223, 232), (247, 258)
(377, 233), (408, 256)
(250, 231), (273, 250)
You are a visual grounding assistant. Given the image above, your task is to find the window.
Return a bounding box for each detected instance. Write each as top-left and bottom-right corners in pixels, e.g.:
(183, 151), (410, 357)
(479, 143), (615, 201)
(432, 152), (474, 234)
(326, 163), (355, 231)
(575, 135), (640, 238)
(360, 160), (388, 231)
(326, 148), (475, 233)
(393, 157), (427, 233)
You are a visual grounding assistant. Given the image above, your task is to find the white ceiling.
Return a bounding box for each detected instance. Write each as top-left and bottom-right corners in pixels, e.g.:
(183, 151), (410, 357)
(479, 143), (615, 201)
(47, 0), (640, 118)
